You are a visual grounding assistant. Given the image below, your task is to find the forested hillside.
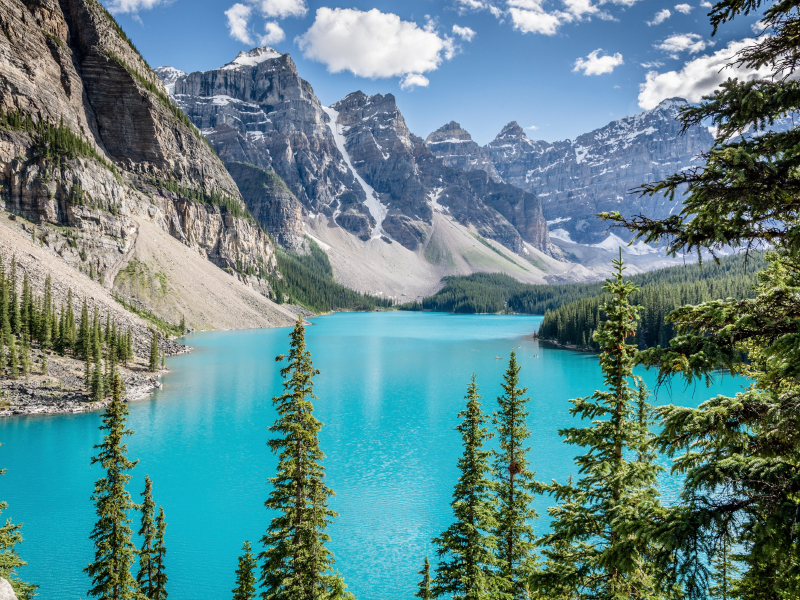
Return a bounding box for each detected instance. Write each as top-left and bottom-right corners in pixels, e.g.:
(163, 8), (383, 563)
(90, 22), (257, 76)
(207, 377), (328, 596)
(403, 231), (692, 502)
(267, 239), (393, 313)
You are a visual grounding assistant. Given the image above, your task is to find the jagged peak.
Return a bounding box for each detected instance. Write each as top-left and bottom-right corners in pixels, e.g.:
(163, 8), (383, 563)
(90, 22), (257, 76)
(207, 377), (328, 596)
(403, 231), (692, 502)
(154, 66), (186, 84)
(221, 46), (283, 70)
(650, 97), (689, 112)
(425, 121), (474, 144)
(491, 121), (527, 143)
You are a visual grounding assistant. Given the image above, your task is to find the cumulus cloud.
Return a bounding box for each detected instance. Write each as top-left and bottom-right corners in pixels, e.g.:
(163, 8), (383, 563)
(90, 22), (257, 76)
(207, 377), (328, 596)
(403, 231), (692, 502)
(638, 37), (777, 109)
(400, 74), (431, 90)
(647, 9), (671, 25)
(525, 124), (538, 130)
(105, 0), (165, 14)
(260, 21), (285, 44)
(674, 3), (692, 13)
(226, 3), (254, 44)
(641, 61), (664, 68)
(257, 0), (306, 18)
(297, 7), (456, 88)
(452, 24), (477, 41)
(657, 32), (712, 56)
(700, 1), (712, 6)
(506, 0), (609, 35)
(573, 48), (624, 75)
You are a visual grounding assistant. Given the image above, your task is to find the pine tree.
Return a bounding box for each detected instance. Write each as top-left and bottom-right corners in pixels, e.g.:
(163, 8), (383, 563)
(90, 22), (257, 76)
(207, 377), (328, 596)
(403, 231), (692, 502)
(149, 331), (158, 372)
(433, 375), (506, 600)
(160, 350), (165, 370)
(493, 351), (537, 600)
(416, 557), (432, 600)
(91, 320), (104, 401)
(7, 335), (18, 380)
(152, 507), (167, 600)
(85, 378), (139, 600)
(137, 476), (156, 598)
(79, 299), (90, 361)
(20, 337), (29, 377)
(534, 254), (665, 600)
(0, 255), (10, 344)
(232, 541), (257, 600)
(0, 445), (36, 600)
(259, 316), (340, 600)
(9, 258), (20, 336)
(19, 272), (29, 340)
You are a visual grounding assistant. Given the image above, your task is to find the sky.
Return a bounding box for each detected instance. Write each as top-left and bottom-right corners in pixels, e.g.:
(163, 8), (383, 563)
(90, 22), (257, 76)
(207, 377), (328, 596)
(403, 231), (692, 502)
(104, 0), (767, 144)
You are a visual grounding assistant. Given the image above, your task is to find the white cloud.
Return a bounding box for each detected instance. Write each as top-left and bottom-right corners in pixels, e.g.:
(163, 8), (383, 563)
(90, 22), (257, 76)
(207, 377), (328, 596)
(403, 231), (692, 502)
(400, 74), (431, 90)
(452, 24), (477, 41)
(297, 8), (456, 84)
(225, 3), (254, 44)
(700, 1), (712, 6)
(647, 9), (671, 25)
(257, 0), (306, 18)
(674, 3), (692, 13)
(508, 3), (563, 34)
(105, 0), (164, 14)
(525, 124), (538, 130)
(455, 0), (489, 9)
(573, 48), (624, 75)
(751, 19), (768, 34)
(638, 37), (777, 109)
(641, 61), (664, 68)
(657, 32), (712, 55)
(260, 21), (285, 44)
(505, 0), (612, 35)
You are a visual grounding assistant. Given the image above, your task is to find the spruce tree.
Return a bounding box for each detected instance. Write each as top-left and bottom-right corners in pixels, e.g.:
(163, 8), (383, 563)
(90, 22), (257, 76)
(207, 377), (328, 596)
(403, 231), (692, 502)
(91, 321), (104, 401)
(79, 299), (90, 361)
(149, 331), (158, 372)
(137, 476), (156, 598)
(0, 446), (36, 600)
(0, 255), (9, 345)
(7, 336), (18, 380)
(152, 507), (167, 600)
(9, 259), (19, 336)
(232, 541), (257, 600)
(85, 378), (139, 600)
(433, 375), (505, 600)
(416, 557), (432, 600)
(533, 254), (665, 600)
(19, 273), (29, 340)
(260, 316), (339, 600)
(20, 338), (29, 377)
(493, 351), (537, 600)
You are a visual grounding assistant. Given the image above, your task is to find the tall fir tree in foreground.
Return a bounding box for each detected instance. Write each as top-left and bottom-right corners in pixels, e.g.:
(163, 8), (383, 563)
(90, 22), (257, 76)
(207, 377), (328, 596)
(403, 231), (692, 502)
(493, 351), (537, 600)
(152, 507), (167, 600)
(85, 378), (139, 600)
(0, 445), (36, 600)
(137, 476), (157, 598)
(233, 541), (257, 600)
(601, 0), (800, 595)
(433, 375), (505, 600)
(416, 557), (432, 600)
(533, 254), (665, 600)
(149, 331), (159, 372)
(260, 316), (343, 600)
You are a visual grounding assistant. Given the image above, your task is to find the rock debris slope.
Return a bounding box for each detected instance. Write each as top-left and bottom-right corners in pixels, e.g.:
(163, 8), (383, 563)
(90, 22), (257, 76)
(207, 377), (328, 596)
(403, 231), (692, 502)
(427, 99), (715, 245)
(0, 0), (294, 330)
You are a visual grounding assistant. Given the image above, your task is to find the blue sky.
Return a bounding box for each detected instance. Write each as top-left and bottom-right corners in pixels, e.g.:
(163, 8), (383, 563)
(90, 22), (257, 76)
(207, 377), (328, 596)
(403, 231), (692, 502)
(106, 0), (765, 144)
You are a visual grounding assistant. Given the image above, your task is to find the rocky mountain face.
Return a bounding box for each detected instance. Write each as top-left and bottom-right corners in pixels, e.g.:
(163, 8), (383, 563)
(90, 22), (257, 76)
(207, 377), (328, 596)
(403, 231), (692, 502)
(159, 50), (551, 255)
(0, 0), (280, 313)
(427, 99), (715, 244)
(426, 121), (500, 181)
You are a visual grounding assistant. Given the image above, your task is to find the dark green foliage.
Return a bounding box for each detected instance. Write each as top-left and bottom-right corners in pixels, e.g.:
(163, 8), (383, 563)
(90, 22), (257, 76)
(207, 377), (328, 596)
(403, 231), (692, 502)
(0, 445), (36, 600)
(149, 330), (159, 373)
(433, 375), (505, 600)
(534, 255), (666, 599)
(0, 108), (120, 179)
(260, 316), (340, 600)
(151, 178), (253, 222)
(232, 541), (257, 600)
(267, 240), (393, 313)
(153, 507), (167, 600)
(137, 476), (156, 598)
(416, 557), (432, 600)
(493, 352), (537, 600)
(85, 379), (140, 600)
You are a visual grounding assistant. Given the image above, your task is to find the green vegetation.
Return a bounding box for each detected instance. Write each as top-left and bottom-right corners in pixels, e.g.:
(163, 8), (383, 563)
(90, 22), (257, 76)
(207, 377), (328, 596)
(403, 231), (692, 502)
(0, 108), (120, 179)
(232, 541), (257, 600)
(0, 450), (36, 599)
(468, 231), (528, 270)
(259, 316), (350, 598)
(152, 177), (254, 222)
(113, 293), (181, 337)
(268, 238), (393, 313)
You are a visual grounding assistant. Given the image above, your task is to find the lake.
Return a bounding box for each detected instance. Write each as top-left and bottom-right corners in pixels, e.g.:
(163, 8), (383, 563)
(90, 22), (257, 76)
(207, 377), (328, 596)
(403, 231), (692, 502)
(0, 312), (743, 600)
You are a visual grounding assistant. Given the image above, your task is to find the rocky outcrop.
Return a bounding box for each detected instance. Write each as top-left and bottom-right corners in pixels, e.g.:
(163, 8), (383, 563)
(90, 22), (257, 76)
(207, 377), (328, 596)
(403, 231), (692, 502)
(226, 161), (304, 249)
(158, 49), (551, 256)
(0, 577), (18, 600)
(426, 99), (715, 245)
(425, 121), (500, 181)
(0, 0), (280, 315)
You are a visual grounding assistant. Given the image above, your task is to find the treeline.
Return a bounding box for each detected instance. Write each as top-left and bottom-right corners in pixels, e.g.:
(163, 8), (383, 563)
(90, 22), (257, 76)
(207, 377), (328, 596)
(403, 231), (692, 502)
(403, 253), (766, 316)
(153, 178), (254, 222)
(267, 238), (393, 313)
(538, 254), (765, 349)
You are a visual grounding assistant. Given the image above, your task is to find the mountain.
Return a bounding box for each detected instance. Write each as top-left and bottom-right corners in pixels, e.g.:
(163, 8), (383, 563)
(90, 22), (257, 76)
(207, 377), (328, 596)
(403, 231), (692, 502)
(0, 0), (295, 330)
(159, 47), (574, 299)
(427, 99), (715, 245)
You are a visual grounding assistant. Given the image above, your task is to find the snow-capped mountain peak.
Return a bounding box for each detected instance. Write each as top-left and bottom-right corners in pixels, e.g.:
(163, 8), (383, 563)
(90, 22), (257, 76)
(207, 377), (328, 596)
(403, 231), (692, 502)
(153, 66), (186, 94)
(221, 46), (283, 70)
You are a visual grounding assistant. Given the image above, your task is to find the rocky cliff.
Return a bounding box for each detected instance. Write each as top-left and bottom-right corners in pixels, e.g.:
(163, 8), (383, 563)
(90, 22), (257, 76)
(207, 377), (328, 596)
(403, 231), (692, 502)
(158, 49), (551, 257)
(427, 99), (715, 245)
(0, 0), (282, 320)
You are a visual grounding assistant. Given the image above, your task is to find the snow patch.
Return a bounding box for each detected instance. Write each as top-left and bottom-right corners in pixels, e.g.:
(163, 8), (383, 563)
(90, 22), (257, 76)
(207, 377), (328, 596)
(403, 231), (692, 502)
(322, 106), (388, 239)
(428, 188), (449, 213)
(546, 217), (571, 226)
(549, 229), (575, 243)
(592, 232), (658, 255)
(222, 47), (282, 70)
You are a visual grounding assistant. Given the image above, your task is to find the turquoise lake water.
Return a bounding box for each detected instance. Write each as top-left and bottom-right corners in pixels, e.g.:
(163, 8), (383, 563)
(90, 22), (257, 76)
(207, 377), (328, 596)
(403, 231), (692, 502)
(0, 312), (743, 600)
